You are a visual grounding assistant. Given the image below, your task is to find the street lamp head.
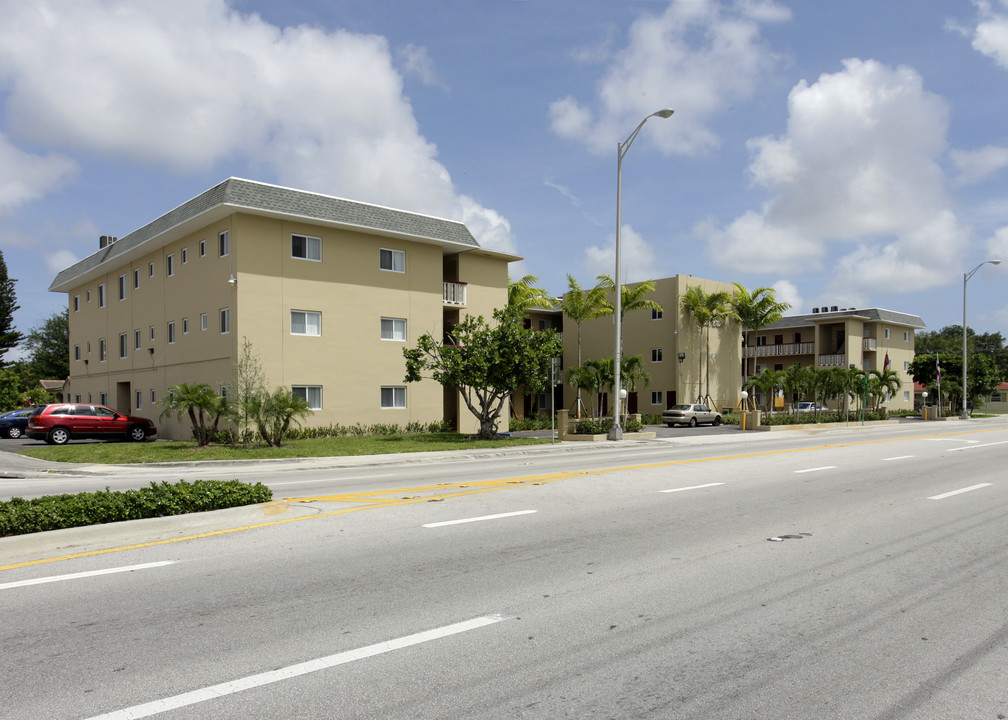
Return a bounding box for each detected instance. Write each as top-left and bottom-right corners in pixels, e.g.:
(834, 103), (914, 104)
(991, 259), (1002, 265)
(654, 109), (675, 119)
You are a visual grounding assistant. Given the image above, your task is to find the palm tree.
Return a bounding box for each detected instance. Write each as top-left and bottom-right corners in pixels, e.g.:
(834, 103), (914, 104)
(731, 283), (790, 407)
(158, 382), (232, 446)
(868, 368), (902, 412)
(744, 369), (784, 412)
(597, 276), (663, 347)
(680, 285), (732, 404)
(781, 363), (813, 413)
(507, 275), (555, 313)
(620, 354), (650, 415)
(568, 358), (610, 420)
(556, 275), (613, 415)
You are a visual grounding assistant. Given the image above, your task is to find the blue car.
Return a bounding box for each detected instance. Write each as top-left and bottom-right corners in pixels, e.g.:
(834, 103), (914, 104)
(0, 408), (34, 439)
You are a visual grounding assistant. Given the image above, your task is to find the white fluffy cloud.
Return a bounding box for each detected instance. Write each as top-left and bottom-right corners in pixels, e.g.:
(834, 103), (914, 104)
(549, 0), (790, 156)
(702, 58), (965, 297)
(0, 0), (515, 252)
(950, 145), (1008, 184)
(771, 279), (803, 313)
(0, 132), (77, 217)
(988, 225), (1008, 258)
(970, 0), (1008, 69)
(582, 224), (660, 282)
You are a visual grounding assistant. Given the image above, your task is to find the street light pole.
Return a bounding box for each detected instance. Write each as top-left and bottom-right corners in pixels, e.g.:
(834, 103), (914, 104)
(961, 259), (1001, 419)
(609, 108), (674, 441)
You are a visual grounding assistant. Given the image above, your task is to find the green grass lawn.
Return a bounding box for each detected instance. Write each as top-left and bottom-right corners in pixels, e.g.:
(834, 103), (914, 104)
(18, 433), (550, 464)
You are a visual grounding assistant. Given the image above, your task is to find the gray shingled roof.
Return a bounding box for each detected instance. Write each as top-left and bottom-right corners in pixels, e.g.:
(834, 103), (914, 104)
(50, 178), (481, 291)
(765, 307), (926, 330)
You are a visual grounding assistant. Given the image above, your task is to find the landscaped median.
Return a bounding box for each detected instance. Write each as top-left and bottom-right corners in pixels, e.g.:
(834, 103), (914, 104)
(0, 480), (273, 537)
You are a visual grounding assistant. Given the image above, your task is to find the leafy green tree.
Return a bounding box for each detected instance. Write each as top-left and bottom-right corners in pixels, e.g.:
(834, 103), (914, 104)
(916, 325), (1008, 383)
(0, 250), (22, 366)
(731, 283), (790, 402)
(867, 368), (902, 411)
(22, 310), (69, 380)
(781, 363), (814, 413)
(567, 362), (607, 420)
(159, 382), (233, 446)
(404, 306), (563, 439)
(555, 275), (612, 415)
(507, 275), (555, 313)
(620, 354), (650, 414)
(680, 285), (732, 403)
(744, 369), (784, 412)
(248, 387), (312, 446)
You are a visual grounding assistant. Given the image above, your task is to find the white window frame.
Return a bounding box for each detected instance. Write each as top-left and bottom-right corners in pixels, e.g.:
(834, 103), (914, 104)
(651, 348), (663, 363)
(201, 313), (208, 331)
(150, 325), (155, 342)
(100, 392), (108, 406)
(290, 310), (321, 336)
(99, 338), (106, 362)
(379, 248), (405, 273)
(291, 234), (322, 261)
(119, 333), (128, 359)
(884, 327), (891, 339)
(651, 309), (663, 320)
(74, 345), (80, 361)
(149, 262), (155, 277)
(135, 329), (141, 350)
(292, 385), (322, 410)
(904, 331), (910, 342)
(380, 317), (406, 342)
(219, 230), (229, 257)
(168, 321), (176, 344)
(200, 239), (206, 257)
(136, 390), (142, 410)
(220, 307), (230, 334)
(73, 295), (79, 312)
(167, 253), (175, 277)
(182, 247), (188, 264)
(133, 268), (140, 289)
(118, 274), (127, 300)
(98, 283), (106, 308)
(651, 391), (663, 405)
(183, 317), (189, 334)
(380, 386), (407, 409)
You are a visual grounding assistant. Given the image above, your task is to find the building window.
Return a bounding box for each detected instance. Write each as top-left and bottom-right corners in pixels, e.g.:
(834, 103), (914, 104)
(133, 268), (140, 289)
(219, 230), (229, 257)
(73, 295), (79, 312)
(652, 309), (663, 320)
(99, 338), (106, 362)
(904, 331), (910, 342)
(168, 321), (176, 344)
(75, 394), (81, 403)
(119, 333), (127, 359)
(149, 262), (155, 277)
(292, 234), (321, 261)
(290, 310), (320, 336)
(651, 348), (663, 363)
(651, 391), (663, 405)
(379, 248), (405, 273)
(992, 392), (1002, 403)
(884, 328), (891, 339)
(118, 274), (127, 300)
(756, 335), (767, 346)
(86, 290), (90, 302)
(380, 317), (406, 341)
(98, 283), (106, 308)
(220, 308), (230, 334)
(183, 317), (189, 334)
(381, 386), (407, 409)
(87, 341), (91, 354)
(201, 313), (207, 331)
(151, 389), (156, 404)
(904, 391), (910, 403)
(74, 345), (80, 361)
(200, 239), (206, 257)
(167, 254), (174, 277)
(292, 385), (322, 410)
(182, 248), (188, 264)
(135, 329), (141, 350)
(100, 392), (108, 406)
(150, 325), (155, 342)
(904, 361), (910, 372)
(136, 390), (142, 410)
(794, 332), (802, 344)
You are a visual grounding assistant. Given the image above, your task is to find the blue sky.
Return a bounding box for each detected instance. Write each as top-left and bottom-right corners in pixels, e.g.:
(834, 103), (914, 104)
(2, 0), (1007, 355)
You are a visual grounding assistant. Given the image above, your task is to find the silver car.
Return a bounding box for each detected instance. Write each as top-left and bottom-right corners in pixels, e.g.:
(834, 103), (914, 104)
(662, 403), (722, 427)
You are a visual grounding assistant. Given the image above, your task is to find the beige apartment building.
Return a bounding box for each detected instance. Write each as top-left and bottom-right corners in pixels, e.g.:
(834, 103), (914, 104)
(50, 178), (516, 440)
(743, 306), (925, 410)
(563, 275), (742, 416)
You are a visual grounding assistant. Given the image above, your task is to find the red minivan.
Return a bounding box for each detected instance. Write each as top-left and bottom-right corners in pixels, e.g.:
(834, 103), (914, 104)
(26, 404), (158, 445)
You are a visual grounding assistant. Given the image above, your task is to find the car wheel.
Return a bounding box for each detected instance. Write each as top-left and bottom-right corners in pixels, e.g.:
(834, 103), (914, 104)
(47, 427), (70, 445)
(713, 416), (722, 426)
(6, 426), (21, 439)
(688, 417), (698, 427)
(129, 425), (147, 442)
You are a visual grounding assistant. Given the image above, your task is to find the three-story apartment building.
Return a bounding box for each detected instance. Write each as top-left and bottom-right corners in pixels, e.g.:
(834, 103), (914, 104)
(50, 178), (517, 439)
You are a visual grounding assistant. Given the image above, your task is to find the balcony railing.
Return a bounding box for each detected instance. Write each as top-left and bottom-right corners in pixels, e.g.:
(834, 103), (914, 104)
(818, 353), (847, 367)
(443, 281), (467, 306)
(743, 342), (815, 358)
(863, 337), (877, 351)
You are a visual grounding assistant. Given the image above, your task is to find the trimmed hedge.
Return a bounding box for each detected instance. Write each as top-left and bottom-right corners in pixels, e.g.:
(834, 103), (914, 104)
(0, 479), (273, 537)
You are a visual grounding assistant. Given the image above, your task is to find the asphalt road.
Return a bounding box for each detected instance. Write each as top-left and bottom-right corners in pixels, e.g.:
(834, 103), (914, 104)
(2, 420), (1007, 719)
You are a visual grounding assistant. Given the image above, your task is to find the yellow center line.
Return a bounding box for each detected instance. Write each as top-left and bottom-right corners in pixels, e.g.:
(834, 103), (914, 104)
(3, 426), (1001, 572)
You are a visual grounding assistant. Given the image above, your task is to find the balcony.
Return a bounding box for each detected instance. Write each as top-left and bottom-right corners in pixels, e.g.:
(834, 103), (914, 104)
(743, 342), (815, 358)
(443, 281), (467, 306)
(818, 353), (847, 367)
(863, 337), (877, 351)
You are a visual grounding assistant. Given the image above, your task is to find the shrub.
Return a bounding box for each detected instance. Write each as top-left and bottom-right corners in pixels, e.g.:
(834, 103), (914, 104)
(0, 480), (272, 537)
(573, 417), (643, 434)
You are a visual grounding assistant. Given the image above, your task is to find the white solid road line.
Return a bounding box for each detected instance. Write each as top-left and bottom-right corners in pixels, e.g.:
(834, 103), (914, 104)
(794, 466), (837, 474)
(660, 482), (725, 493)
(422, 510), (537, 528)
(85, 614), (509, 720)
(928, 483), (993, 500)
(0, 561), (175, 591)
